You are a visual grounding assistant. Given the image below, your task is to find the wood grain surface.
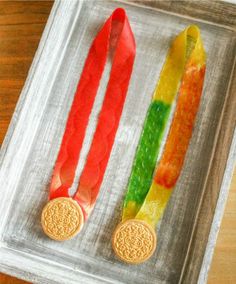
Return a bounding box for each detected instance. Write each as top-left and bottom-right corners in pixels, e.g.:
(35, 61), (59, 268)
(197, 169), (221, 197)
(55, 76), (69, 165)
(0, 2), (53, 284)
(0, 1), (235, 284)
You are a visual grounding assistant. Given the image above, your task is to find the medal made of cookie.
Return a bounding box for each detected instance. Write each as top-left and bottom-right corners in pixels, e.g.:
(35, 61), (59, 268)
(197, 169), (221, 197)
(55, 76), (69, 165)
(41, 8), (136, 241)
(112, 25), (206, 264)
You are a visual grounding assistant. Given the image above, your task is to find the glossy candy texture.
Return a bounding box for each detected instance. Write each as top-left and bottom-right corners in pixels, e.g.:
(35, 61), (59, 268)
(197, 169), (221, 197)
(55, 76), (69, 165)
(122, 101), (170, 220)
(49, 8), (135, 220)
(136, 26), (206, 227)
(122, 27), (188, 221)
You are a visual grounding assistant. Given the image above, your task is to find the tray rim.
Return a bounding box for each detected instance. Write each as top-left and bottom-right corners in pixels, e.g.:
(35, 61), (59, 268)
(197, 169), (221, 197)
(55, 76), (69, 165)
(0, 0), (235, 283)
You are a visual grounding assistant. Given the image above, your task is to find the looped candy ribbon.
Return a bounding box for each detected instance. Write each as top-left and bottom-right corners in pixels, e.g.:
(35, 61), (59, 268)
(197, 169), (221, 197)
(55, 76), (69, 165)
(41, 8), (135, 241)
(112, 25), (206, 264)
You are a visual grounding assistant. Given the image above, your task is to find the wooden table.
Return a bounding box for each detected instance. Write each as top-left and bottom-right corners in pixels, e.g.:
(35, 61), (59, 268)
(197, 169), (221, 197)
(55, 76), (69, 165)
(0, 1), (235, 283)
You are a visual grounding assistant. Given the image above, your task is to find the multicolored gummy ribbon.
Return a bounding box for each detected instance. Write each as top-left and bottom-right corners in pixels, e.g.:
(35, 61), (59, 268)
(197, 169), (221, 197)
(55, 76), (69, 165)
(41, 8), (136, 241)
(113, 25), (206, 264)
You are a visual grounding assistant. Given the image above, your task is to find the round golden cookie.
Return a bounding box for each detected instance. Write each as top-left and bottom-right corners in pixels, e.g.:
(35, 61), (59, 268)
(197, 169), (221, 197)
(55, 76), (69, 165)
(112, 219), (157, 264)
(41, 197), (84, 241)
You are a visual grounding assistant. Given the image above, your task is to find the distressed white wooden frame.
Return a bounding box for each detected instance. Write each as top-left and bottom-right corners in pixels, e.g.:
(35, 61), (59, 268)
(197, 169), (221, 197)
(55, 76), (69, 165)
(0, 1), (235, 283)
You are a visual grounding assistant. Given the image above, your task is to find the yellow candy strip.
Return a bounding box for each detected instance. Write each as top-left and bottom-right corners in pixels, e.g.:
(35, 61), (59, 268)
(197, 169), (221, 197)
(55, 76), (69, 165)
(153, 28), (186, 104)
(122, 27), (188, 221)
(136, 25), (206, 227)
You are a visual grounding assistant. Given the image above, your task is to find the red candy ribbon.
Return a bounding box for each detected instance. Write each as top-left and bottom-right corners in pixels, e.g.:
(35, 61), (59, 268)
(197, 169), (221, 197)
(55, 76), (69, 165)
(49, 8), (136, 220)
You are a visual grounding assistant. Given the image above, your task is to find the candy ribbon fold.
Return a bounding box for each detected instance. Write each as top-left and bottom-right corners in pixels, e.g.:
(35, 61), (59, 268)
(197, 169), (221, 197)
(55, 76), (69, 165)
(122, 25), (206, 228)
(49, 8), (136, 220)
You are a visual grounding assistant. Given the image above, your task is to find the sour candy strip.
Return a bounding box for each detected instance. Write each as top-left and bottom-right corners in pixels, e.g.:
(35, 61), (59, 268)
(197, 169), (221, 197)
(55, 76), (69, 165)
(113, 25), (206, 264)
(122, 30), (187, 221)
(136, 26), (206, 227)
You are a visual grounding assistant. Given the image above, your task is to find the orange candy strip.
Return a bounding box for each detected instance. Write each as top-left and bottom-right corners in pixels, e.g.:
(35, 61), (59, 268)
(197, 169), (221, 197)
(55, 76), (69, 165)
(155, 62), (206, 188)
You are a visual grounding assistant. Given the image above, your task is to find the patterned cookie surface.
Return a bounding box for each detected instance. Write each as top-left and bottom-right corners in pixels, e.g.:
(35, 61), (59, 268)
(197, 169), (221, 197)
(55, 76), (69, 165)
(41, 197), (83, 241)
(112, 219), (156, 264)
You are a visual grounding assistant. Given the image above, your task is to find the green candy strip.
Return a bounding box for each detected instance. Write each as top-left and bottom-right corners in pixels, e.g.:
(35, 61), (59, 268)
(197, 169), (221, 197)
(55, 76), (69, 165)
(122, 100), (171, 220)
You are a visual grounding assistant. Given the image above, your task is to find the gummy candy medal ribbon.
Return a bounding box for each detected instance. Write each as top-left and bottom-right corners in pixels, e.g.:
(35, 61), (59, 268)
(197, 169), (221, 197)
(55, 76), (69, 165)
(113, 25), (206, 264)
(41, 8), (136, 241)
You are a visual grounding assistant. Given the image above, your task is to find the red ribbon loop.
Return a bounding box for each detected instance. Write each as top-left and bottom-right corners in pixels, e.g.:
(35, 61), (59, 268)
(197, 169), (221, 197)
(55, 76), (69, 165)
(49, 8), (136, 220)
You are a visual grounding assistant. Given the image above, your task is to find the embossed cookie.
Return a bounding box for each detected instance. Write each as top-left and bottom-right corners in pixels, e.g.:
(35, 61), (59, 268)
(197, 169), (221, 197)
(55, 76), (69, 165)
(41, 197), (84, 241)
(112, 219), (157, 264)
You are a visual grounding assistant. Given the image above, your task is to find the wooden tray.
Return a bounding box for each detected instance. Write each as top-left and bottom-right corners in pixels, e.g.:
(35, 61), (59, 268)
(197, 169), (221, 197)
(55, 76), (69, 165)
(0, 1), (235, 283)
